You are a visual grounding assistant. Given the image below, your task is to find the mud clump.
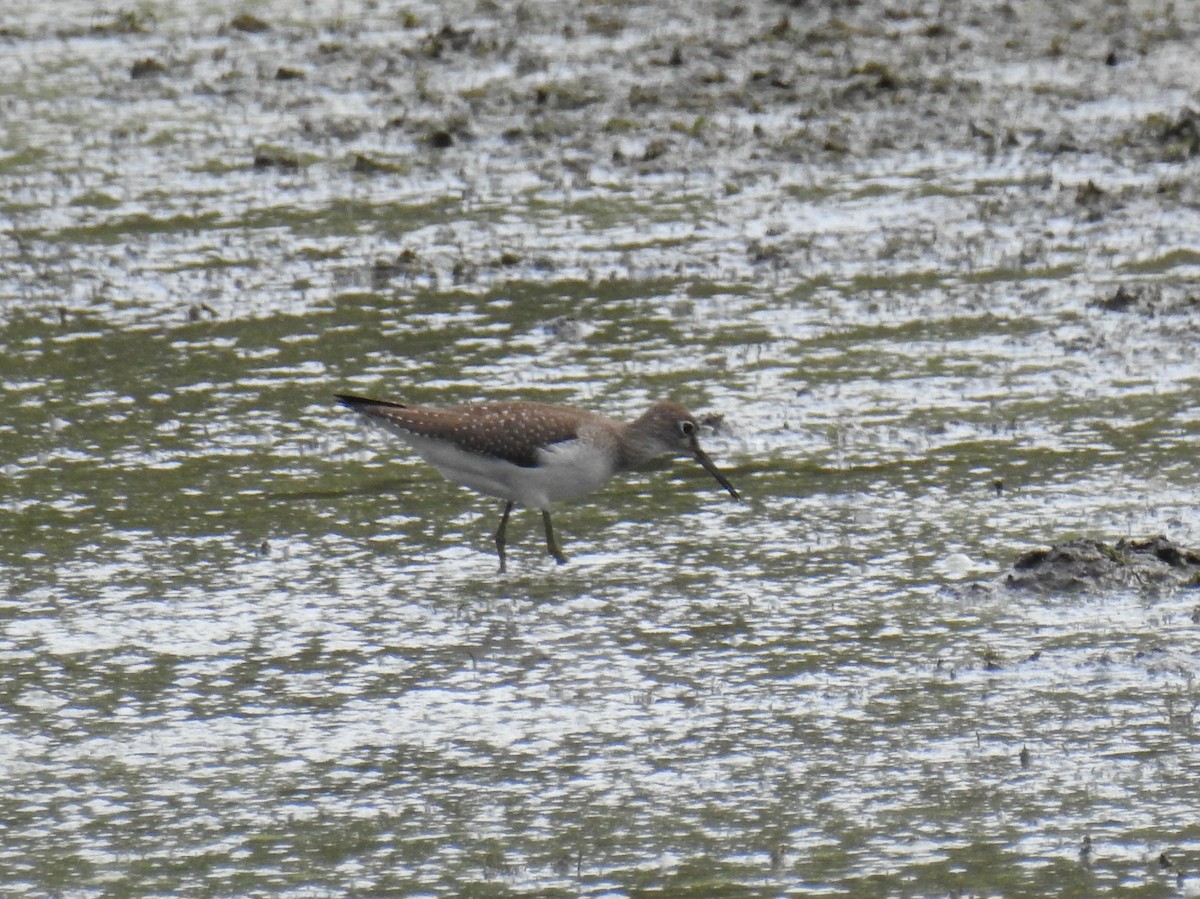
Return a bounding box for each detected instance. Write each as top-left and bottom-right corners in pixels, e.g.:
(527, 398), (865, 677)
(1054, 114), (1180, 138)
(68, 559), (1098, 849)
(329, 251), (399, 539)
(1004, 536), (1200, 594)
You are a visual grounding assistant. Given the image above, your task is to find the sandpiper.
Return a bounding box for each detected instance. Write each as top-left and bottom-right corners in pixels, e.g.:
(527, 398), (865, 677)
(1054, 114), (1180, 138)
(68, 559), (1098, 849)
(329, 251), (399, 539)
(336, 394), (740, 571)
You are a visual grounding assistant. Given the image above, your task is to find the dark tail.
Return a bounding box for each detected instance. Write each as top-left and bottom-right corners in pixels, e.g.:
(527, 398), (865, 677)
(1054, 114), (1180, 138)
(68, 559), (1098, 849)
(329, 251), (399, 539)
(335, 393), (408, 412)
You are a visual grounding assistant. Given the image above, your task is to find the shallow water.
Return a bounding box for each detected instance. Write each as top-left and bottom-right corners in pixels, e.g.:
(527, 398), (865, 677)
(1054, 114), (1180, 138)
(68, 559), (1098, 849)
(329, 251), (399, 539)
(2, 0), (1200, 895)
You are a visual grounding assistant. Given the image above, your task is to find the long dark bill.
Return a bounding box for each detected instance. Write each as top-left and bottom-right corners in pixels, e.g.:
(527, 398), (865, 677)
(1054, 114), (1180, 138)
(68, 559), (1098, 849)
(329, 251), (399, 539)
(694, 449), (740, 501)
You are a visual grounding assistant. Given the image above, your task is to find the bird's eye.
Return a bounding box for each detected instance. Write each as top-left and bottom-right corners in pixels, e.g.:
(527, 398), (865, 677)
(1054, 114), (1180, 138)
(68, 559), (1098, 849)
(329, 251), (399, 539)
(679, 420), (696, 436)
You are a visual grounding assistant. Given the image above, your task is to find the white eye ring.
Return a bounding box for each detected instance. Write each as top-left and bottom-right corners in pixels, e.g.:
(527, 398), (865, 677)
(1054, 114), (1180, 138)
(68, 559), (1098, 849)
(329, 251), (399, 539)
(679, 420), (696, 436)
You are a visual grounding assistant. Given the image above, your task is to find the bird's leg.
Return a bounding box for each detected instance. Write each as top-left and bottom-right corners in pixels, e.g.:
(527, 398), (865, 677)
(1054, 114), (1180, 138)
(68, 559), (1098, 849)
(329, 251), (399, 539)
(542, 510), (568, 565)
(495, 501), (514, 573)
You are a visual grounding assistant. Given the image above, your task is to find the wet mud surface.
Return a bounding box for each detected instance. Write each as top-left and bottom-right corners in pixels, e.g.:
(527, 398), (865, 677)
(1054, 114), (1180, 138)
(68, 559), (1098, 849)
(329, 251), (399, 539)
(2, 0), (1200, 896)
(964, 535), (1200, 596)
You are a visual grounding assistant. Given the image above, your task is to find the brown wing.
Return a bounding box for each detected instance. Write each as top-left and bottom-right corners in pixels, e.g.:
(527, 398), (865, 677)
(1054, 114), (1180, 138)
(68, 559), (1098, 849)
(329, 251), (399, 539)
(336, 395), (593, 468)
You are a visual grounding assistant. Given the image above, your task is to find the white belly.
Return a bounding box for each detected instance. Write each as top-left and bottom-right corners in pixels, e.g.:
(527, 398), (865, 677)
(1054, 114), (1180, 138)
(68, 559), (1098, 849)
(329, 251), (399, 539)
(400, 434), (619, 509)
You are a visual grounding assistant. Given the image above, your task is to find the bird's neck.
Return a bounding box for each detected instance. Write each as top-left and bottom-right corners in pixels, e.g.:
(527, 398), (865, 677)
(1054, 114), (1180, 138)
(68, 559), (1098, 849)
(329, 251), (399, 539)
(617, 423), (667, 471)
